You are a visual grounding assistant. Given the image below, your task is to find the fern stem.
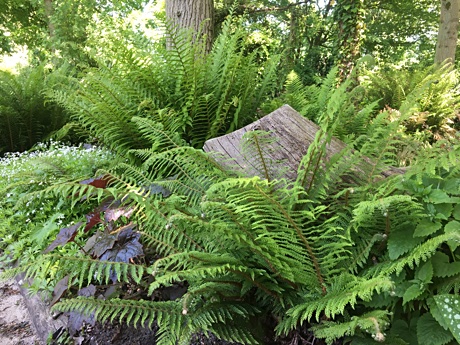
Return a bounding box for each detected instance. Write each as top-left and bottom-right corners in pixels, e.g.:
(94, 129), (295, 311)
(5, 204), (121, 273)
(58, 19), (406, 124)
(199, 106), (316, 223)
(218, 205), (296, 288)
(299, 130), (326, 190)
(306, 149), (325, 195)
(252, 132), (270, 182)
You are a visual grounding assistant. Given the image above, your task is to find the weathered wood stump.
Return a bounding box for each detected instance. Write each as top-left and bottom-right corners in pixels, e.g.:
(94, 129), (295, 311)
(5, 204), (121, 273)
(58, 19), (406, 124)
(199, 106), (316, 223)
(203, 104), (404, 181)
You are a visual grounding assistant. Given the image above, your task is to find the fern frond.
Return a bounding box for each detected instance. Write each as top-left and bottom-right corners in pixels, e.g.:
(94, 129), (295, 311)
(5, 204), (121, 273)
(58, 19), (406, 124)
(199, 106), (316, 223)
(205, 177), (351, 291)
(310, 310), (391, 345)
(53, 297), (182, 334)
(241, 130), (287, 182)
(368, 232), (460, 278)
(277, 274), (394, 334)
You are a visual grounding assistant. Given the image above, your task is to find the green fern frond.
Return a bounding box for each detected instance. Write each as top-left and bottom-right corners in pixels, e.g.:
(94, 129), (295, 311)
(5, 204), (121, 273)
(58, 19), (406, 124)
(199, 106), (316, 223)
(310, 310), (391, 345)
(53, 297), (183, 337)
(132, 114), (186, 149)
(205, 177), (351, 289)
(241, 130), (287, 182)
(368, 232), (460, 278)
(23, 254), (147, 287)
(277, 274), (394, 334)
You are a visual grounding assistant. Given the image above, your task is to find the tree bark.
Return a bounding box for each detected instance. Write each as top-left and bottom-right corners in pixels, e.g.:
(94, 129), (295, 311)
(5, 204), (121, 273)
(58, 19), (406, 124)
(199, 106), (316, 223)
(335, 0), (365, 81)
(43, 0), (55, 39)
(435, 0), (459, 65)
(166, 0), (214, 53)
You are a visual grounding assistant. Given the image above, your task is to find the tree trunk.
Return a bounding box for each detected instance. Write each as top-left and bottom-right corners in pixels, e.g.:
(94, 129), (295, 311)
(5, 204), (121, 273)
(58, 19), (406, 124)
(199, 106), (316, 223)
(334, 0), (365, 81)
(166, 0), (214, 53)
(43, 0), (55, 39)
(435, 0), (459, 65)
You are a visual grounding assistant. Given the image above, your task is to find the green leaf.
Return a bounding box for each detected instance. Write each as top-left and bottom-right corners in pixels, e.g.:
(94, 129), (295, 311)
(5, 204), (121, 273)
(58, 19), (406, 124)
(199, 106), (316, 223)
(427, 190), (452, 204)
(433, 294), (460, 343)
(389, 319), (417, 345)
(403, 284), (424, 305)
(434, 203), (453, 220)
(444, 178), (460, 195)
(388, 225), (424, 260)
(445, 220), (460, 251)
(429, 297), (450, 330)
(431, 252), (460, 278)
(453, 204), (460, 220)
(445, 220), (460, 233)
(417, 312), (454, 345)
(414, 219), (442, 237)
(415, 261), (433, 283)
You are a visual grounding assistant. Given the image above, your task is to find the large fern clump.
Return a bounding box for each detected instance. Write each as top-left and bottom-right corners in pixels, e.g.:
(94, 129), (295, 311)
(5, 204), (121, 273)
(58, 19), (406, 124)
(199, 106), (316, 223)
(48, 14), (280, 156)
(1, 86), (436, 345)
(360, 63), (460, 143)
(265, 61), (459, 152)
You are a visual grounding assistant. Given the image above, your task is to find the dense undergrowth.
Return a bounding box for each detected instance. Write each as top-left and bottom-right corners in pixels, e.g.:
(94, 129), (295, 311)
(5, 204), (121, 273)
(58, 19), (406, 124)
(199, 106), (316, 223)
(0, 65), (69, 155)
(1, 15), (460, 345)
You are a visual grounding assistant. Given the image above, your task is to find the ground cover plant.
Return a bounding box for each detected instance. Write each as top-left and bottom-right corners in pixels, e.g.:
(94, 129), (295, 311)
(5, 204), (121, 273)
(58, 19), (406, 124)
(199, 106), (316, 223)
(0, 142), (115, 295)
(1, 15), (460, 345)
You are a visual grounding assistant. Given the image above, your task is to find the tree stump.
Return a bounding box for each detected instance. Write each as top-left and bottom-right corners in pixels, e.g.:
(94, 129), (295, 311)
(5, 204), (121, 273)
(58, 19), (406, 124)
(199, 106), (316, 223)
(203, 104), (404, 181)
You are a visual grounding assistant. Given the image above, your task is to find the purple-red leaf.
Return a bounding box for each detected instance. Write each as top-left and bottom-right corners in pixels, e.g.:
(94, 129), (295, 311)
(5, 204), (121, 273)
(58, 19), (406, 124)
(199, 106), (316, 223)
(44, 222), (83, 253)
(50, 275), (69, 307)
(68, 285), (96, 336)
(89, 232), (117, 258)
(84, 212), (102, 233)
(104, 206), (135, 223)
(99, 224), (144, 283)
(79, 175), (110, 189)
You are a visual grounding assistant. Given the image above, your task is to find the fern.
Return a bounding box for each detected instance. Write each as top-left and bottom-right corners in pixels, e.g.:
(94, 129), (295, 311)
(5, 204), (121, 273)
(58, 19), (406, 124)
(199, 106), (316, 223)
(362, 63), (460, 143)
(310, 310), (391, 345)
(0, 65), (67, 154)
(48, 14), (279, 156)
(5, 21), (460, 345)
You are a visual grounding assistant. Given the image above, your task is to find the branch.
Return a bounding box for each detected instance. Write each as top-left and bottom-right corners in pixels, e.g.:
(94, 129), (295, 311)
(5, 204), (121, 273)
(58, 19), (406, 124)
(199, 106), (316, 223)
(240, 1), (311, 15)
(215, 1), (312, 25)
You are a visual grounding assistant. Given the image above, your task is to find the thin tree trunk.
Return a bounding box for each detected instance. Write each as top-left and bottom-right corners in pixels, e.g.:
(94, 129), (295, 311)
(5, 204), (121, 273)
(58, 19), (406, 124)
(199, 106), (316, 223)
(166, 0), (214, 53)
(435, 0), (459, 65)
(43, 0), (55, 39)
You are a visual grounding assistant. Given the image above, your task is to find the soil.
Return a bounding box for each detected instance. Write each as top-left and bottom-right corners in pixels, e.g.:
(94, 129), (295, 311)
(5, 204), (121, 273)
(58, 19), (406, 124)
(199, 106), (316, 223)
(0, 278), (42, 345)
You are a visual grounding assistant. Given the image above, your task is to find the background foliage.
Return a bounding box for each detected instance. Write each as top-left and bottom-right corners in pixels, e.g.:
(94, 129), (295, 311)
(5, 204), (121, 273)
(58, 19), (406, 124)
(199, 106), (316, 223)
(0, 64), (68, 154)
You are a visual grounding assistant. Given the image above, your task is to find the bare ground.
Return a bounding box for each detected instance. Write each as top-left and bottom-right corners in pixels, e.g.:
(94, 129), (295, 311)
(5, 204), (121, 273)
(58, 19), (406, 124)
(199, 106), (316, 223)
(0, 278), (42, 345)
